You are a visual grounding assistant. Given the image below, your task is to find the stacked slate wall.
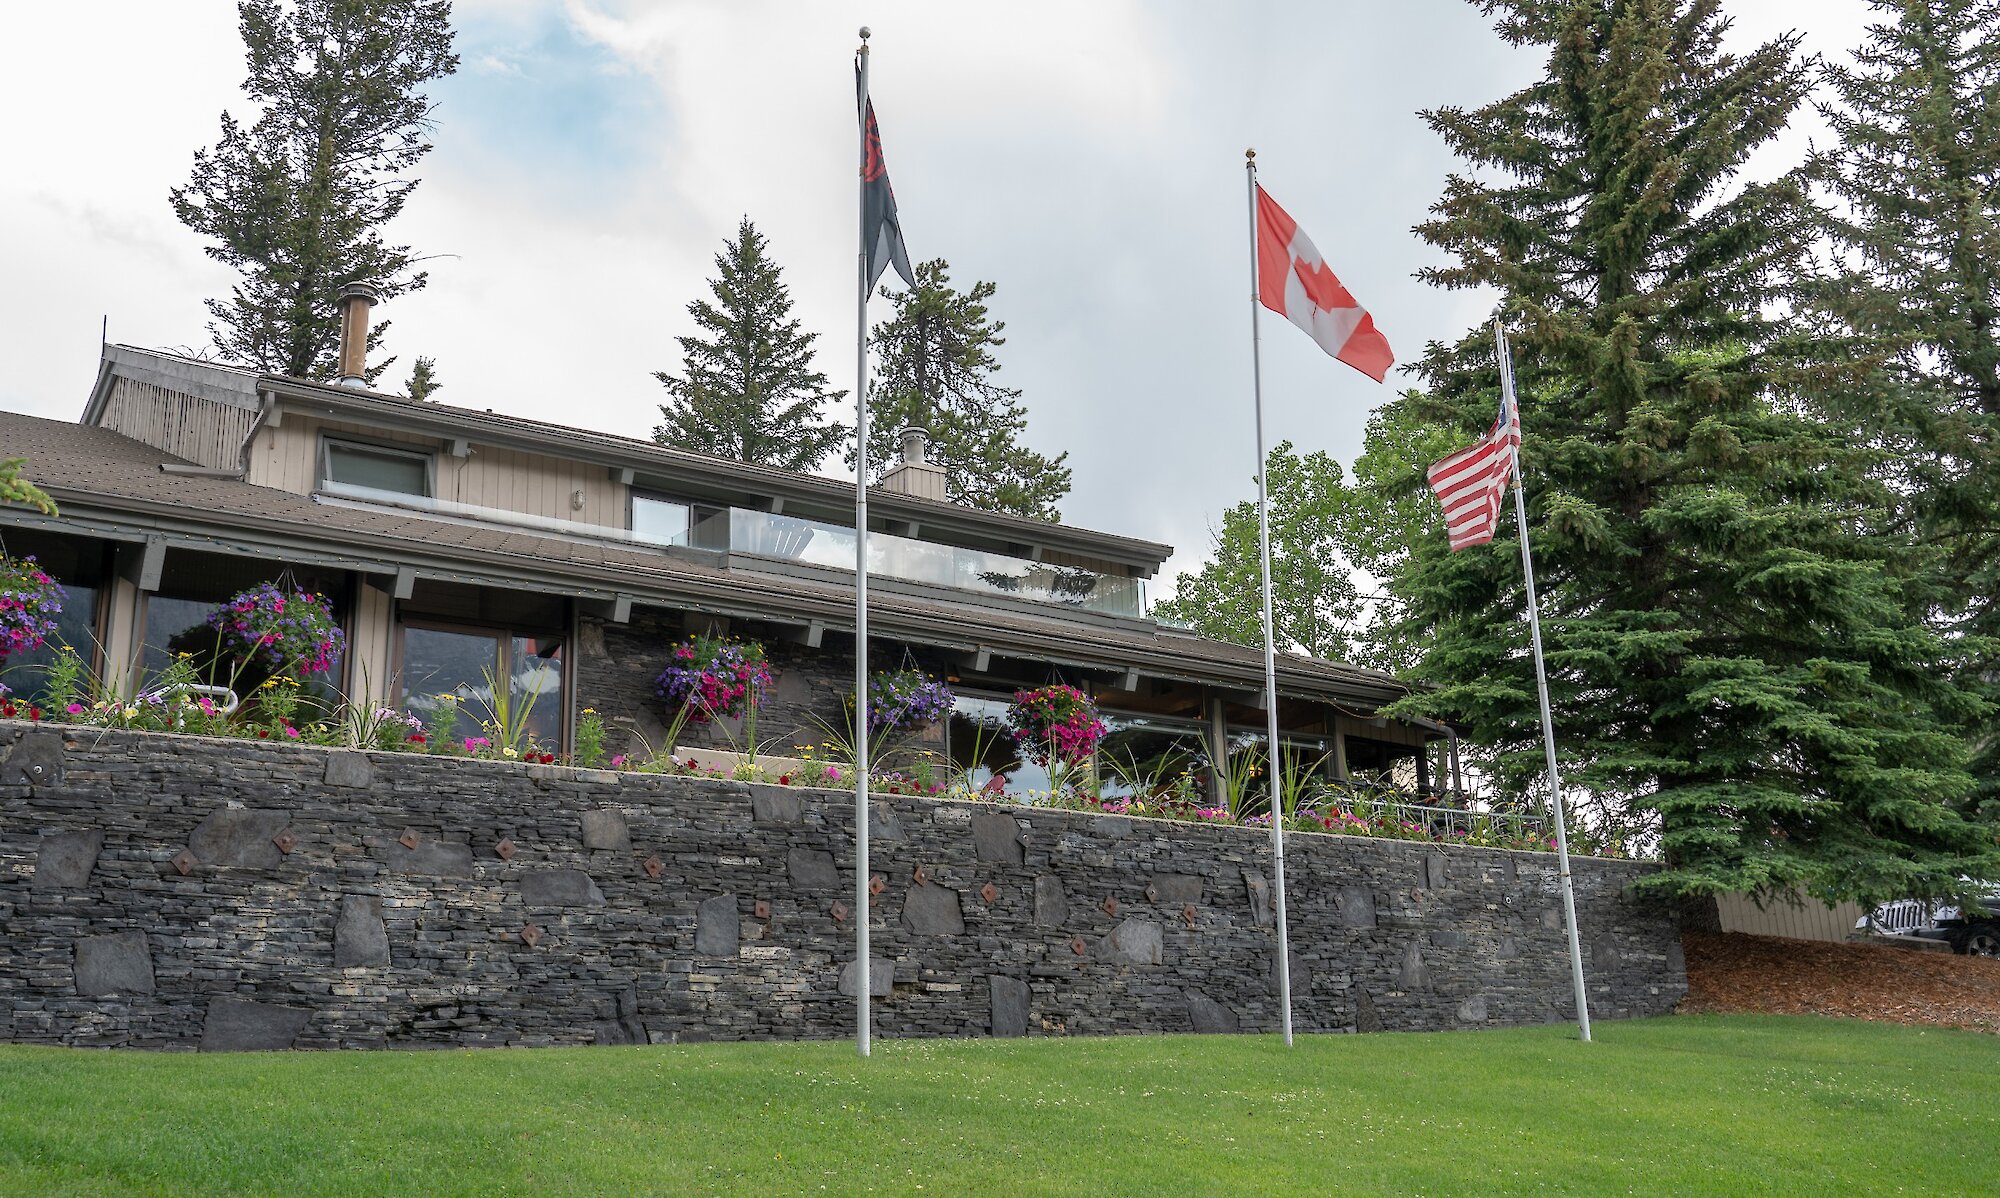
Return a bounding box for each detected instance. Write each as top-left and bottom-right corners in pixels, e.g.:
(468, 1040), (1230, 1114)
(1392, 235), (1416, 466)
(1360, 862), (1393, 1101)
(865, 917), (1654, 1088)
(0, 723), (1685, 1050)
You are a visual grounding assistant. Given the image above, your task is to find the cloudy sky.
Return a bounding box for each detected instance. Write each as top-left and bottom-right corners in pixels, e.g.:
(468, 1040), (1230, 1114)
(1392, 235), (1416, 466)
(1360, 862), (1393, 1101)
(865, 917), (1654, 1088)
(0, 0), (1871, 585)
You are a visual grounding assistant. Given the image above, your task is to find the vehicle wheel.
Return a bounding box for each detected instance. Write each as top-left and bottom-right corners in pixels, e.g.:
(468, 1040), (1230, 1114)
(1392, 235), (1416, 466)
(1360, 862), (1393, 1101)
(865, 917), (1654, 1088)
(1958, 922), (2000, 958)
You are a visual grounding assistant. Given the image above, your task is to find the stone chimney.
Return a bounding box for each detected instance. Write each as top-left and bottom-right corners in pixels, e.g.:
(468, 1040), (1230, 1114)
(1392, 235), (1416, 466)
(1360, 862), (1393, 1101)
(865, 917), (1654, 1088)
(335, 281), (382, 388)
(878, 425), (947, 502)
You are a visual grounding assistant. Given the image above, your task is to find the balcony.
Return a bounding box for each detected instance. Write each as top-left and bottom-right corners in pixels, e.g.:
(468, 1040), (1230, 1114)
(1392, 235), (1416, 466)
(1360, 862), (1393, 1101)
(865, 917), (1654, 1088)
(727, 509), (1147, 619)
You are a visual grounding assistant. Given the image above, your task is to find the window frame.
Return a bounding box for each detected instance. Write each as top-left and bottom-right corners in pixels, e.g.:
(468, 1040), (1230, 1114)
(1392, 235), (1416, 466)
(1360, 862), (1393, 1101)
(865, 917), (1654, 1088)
(320, 435), (437, 499)
(392, 615), (571, 754)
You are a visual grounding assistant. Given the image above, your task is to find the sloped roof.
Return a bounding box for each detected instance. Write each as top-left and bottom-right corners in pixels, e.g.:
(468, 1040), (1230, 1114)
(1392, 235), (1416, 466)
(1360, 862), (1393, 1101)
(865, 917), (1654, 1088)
(1, 409), (1415, 712)
(85, 345), (1175, 575)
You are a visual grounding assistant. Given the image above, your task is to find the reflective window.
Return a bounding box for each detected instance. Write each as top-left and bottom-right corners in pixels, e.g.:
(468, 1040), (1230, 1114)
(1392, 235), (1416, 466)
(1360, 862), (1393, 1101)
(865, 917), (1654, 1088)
(943, 694), (1045, 798)
(0, 535), (105, 704)
(1095, 712), (1210, 800)
(400, 624), (563, 751)
(325, 440), (431, 496)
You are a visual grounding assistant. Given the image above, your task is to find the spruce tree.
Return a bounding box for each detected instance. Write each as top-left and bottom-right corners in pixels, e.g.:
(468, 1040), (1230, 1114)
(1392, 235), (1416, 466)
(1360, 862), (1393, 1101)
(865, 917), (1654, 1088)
(1153, 441), (1361, 661)
(171, 0), (457, 381)
(1385, 0), (1996, 902)
(406, 355), (442, 401)
(1811, 0), (2000, 816)
(864, 259), (1072, 520)
(652, 218), (848, 472)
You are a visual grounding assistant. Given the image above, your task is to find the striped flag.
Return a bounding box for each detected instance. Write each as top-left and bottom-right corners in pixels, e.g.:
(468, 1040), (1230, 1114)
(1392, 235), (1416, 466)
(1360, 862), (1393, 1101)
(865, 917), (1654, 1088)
(1426, 389), (1520, 551)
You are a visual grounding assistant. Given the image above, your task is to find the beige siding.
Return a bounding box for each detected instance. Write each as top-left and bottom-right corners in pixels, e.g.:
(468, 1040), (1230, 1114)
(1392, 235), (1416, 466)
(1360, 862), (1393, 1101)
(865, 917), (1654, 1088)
(1714, 890), (1864, 943)
(99, 377), (257, 470)
(346, 580), (397, 710)
(246, 416), (626, 527)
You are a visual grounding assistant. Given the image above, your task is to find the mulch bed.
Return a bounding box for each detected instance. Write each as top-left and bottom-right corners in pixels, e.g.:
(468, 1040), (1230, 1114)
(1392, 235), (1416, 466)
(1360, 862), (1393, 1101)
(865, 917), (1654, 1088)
(1679, 930), (2000, 1033)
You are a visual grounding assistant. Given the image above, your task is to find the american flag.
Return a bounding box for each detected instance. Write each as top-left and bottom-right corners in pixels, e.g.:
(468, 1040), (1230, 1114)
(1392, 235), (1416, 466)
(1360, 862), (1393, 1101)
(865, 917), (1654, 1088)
(1426, 389), (1520, 551)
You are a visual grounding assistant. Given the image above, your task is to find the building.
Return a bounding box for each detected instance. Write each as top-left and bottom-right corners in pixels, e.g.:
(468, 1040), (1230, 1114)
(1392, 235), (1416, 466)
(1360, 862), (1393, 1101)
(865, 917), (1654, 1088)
(0, 291), (1456, 804)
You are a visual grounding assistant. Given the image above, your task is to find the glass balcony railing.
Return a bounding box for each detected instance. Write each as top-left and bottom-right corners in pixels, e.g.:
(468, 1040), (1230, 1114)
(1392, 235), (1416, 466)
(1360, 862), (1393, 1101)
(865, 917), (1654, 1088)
(729, 509), (1148, 619)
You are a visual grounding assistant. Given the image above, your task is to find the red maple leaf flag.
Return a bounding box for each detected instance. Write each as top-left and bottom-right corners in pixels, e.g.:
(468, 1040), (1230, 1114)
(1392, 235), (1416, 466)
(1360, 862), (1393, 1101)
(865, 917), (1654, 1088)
(1255, 185), (1394, 382)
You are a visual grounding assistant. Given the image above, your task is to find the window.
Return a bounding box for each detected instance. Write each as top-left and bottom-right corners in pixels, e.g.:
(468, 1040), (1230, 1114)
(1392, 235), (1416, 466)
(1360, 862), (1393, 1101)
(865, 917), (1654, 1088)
(399, 622), (564, 751)
(324, 438), (432, 497)
(136, 551), (347, 701)
(0, 533), (107, 704)
(1095, 711), (1211, 800)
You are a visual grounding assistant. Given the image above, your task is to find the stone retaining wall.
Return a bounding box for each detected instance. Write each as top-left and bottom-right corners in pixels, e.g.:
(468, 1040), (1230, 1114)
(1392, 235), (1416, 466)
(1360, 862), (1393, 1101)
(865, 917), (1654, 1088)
(0, 723), (1684, 1050)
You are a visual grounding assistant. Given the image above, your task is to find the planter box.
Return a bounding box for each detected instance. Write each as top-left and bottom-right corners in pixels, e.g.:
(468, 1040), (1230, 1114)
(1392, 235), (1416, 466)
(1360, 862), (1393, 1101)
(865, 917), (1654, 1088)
(669, 746), (848, 780)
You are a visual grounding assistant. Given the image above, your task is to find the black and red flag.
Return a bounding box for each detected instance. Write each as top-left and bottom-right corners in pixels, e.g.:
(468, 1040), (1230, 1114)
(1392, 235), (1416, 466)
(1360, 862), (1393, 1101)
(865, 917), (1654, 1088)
(859, 68), (915, 290)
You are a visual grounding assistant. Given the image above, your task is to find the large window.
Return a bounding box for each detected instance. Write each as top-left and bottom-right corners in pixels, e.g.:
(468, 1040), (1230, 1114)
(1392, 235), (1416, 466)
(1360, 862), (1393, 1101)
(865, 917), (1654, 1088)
(399, 622), (564, 751)
(1095, 711), (1211, 800)
(323, 438), (432, 497)
(138, 553), (347, 697)
(943, 694), (1039, 797)
(0, 533), (107, 704)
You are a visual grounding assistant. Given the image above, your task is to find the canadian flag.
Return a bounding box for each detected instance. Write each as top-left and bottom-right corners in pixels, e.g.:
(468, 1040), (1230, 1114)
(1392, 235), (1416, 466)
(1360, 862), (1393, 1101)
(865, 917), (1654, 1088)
(1255, 185), (1394, 382)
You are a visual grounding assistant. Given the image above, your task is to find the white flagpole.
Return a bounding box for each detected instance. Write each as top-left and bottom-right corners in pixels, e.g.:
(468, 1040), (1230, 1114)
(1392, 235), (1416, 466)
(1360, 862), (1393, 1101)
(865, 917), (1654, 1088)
(853, 26), (875, 1059)
(1245, 150), (1294, 1045)
(1493, 320), (1592, 1043)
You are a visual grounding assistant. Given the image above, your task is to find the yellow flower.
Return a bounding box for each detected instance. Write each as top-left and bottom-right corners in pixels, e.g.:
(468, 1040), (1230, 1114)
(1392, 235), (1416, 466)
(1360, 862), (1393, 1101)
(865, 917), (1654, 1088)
(176, 651), (192, 660)
(436, 693), (459, 704)
(261, 678), (279, 690)
(122, 706), (139, 719)
(581, 708), (596, 715)
(502, 747), (519, 759)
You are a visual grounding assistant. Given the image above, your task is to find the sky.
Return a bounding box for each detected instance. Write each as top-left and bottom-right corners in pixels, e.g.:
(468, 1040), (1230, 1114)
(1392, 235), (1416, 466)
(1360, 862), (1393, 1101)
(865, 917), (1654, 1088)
(0, 0), (1875, 586)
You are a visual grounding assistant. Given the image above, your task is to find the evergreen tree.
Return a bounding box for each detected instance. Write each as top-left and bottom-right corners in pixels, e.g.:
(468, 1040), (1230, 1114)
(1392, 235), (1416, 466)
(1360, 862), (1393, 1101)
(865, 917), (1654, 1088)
(170, 0), (458, 381)
(406, 355), (442, 401)
(652, 218), (848, 472)
(864, 259), (1071, 520)
(1810, 0), (2000, 815)
(1385, 0), (1996, 902)
(1153, 441), (1361, 661)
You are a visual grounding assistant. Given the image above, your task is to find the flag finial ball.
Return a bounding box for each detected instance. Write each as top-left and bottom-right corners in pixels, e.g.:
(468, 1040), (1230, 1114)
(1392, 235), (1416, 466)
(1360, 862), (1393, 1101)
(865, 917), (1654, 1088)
(1245, 148), (1256, 161)
(859, 26), (871, 39)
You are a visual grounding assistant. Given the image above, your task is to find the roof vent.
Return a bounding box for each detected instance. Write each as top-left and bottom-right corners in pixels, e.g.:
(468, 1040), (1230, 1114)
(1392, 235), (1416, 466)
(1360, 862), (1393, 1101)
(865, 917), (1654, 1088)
(880, 425), (947, 502)
(336, 281), (382, 388)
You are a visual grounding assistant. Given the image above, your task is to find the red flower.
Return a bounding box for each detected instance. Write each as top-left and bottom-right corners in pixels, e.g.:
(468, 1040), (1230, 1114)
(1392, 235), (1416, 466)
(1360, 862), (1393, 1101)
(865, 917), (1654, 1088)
(539, 754), (556, 764)
(409, 734), (427, 744)
(27, 706), (41, 721)
(778, 774), (793, 786)
(257, 729), (270, 738)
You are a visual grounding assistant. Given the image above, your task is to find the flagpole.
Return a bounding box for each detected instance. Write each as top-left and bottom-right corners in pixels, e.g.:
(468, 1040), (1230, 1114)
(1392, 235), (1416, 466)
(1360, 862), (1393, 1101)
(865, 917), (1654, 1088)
(853, 26), (875, 1059)
(1245, 150), (1294, 1046)
(1493, 320), (1591, 1043)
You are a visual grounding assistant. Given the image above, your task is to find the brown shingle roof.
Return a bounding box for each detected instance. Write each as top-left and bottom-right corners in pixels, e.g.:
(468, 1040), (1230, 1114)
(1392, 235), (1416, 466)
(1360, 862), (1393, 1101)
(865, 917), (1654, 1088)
(1, 409), (1413, 711)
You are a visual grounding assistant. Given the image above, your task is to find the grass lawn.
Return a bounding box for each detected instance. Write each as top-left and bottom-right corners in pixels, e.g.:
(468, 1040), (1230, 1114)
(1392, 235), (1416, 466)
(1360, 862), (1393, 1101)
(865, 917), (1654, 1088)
(1, 1015), (1994, 1196)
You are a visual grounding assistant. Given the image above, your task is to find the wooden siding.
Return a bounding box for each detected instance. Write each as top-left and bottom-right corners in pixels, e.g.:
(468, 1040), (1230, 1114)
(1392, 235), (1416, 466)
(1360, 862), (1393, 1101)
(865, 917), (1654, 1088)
(246, 416), (626, 527)
(99, 377), (257, 471)
(1714, 890), (1864, 943)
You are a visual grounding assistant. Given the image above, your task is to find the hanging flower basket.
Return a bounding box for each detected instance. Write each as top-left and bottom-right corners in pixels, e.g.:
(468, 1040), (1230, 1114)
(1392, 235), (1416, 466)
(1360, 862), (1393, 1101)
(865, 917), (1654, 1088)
(866, 669), (954, 734)
(1006, 684), (1107, 767)
(206, 582), (345, 674)
(0, 555), (65, 658)
(654, 635), (772, 724)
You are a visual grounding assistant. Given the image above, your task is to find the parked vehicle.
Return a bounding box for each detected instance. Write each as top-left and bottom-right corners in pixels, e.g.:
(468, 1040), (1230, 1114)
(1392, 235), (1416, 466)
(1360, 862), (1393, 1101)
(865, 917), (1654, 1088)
(1861, 885), (2000, 957)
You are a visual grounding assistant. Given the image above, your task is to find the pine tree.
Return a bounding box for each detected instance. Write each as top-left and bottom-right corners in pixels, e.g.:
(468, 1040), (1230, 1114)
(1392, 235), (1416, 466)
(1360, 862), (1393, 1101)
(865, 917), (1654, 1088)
(1153, 441), (1361, 661)
(1811, 0), (2000, 816)
(1384, 0), (1996, 901)
(406, 355), (442, 401)
(170, 0), (457, 381)
(652, 218), (848, 472)
(863, 259), (1071, 520)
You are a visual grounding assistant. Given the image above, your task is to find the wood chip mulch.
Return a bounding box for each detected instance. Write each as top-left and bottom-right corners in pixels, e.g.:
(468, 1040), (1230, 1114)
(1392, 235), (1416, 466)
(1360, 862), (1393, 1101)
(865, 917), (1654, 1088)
(1679, 930), (2000, 1033)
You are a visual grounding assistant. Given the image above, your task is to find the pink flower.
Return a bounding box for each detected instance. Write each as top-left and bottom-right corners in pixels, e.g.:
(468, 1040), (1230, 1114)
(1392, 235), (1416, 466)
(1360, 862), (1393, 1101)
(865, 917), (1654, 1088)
(827, 767), (842, 782)
(64, 703), (84, 715)
(283, 725), (301, 739)
(610, 754), (627, 768)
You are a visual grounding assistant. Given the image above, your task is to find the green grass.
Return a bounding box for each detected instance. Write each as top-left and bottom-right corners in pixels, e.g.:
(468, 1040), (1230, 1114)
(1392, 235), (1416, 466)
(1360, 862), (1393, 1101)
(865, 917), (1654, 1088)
(1, 1015), (1994, 1196)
